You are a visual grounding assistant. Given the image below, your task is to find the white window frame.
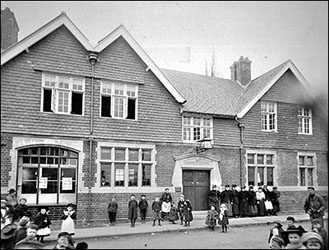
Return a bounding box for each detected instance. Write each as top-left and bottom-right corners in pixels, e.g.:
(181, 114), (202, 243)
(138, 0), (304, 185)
(298, 107), (313, 135)
(41, 73), (85, 115)
(98, 143), (155, 188)
(182, 115), (213, 142)
(297, 152), (317, 187)
(246, 151), (276, 188)
(100, 80), (138, 120)
(261, 101), (277, 132)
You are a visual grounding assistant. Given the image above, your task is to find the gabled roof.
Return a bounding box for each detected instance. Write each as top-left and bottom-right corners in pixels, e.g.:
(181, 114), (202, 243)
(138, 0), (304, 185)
(161, 59), (313, 118)
(1, 12), (186, 104)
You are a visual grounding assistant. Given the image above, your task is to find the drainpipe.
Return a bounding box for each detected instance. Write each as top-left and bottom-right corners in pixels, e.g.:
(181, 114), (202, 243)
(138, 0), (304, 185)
(235, 115), (245, 187)
(88, 53), (98, 223)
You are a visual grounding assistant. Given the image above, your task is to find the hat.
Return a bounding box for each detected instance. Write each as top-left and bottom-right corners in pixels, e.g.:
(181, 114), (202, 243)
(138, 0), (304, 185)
(180, 194), (185, 197)
(165, 187), (169, 191)
(307, 186), (315, 190)
(1, 199), (7, 205)
(141, 194), (146, 197)
(1, 223), (18, 239)
(272, 186), (278, 190)
(311, 218), (322, 225)
(66, 203), (75, 208)
(27, 223), (39, 231)
(232, 184), (237, 188)
(281, 225), (306, 237)
(19, 197), (27, 203)
(272, 220), (282, 227)
(18, 216), (30, 227)
(301, 232), (323, 245)
(212, 184), (217, 188)
(8, 188), (16, 194)
(249, 185), (254, 189)
(270, 236), (285, 246)
(286, 216), (296, 222)
(38, 206), (49, 212)
(58, 231), (70, 238)
(225, 184), (230, 188)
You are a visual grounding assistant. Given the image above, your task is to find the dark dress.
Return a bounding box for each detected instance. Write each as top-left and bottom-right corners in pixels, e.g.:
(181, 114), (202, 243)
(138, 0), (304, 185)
(208, 189), (220, 211)
(128, 200), (138, 220)
(160, 192), (172, 220)
(182, 200), (193, 222)
(168, 206), (179, 222)
(220, 190), (233, 216)
(13, 204), (32, 221)
(151, 201), (162, 220)
(218, 209), (229, 226)
(231, 189), (240, 217)
(138, 199), (148, 221)
(248, 190), (258, 216)
(34, 212), (51, 237)
(239, 190), (249, 217)
(177, 200), (185, 222)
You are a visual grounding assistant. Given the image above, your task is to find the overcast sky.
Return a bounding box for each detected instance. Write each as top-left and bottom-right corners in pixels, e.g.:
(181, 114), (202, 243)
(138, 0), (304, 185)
(2, 1), (328, 92)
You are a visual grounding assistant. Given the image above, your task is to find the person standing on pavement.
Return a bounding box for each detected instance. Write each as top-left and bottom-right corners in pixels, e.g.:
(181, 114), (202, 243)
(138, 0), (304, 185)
(138, 194), (148, 224)
(177, 194), (185, 225)
(205, 205), (218, 231)
(168, 201), (179, 224)
(108, 197), (118, 226)
(268, 220), (285, 245)
(303, 186), (327, 228)
(247, 186), (258, 217)
(263, 185), (272, 216)
(208, 184), (220, 212)
(60, 203), (76, 236)
(231, 184), (240, 218)
(239, 186), (249, 217)
(218, 203), (229, 233)
(182, 198), (193, 227)
(128, 195), (138, 227)
(151, 196), (162, 226)
(270, 186), (281, 216)
(13, 198), (32, 222)
(256, 187), (266, 216)
(6, 188), (18, 209)
(160, 188), (172, 221)
(34, 206), (51, 242)
(220, 185), (233, 217)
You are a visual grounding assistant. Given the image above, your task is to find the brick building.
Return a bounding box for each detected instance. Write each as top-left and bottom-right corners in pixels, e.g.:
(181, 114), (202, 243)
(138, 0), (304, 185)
(1, 12), (327, 224)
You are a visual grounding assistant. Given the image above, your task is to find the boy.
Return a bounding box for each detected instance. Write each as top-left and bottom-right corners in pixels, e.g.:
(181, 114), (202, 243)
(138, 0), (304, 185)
(312, 218), (328, 249)
(108, 197), (118, 225)
(128, 195), (138, 227)
(15, 223), (43, 247)
(138, 194), (148, 224)
(151, 196), (162, 226)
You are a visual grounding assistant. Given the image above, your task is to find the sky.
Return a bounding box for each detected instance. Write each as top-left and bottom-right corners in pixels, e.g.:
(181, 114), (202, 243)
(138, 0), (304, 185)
(1, 1), (328, 94)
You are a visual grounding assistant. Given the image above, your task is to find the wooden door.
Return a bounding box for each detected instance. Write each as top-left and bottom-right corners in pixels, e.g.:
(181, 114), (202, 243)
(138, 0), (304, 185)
(183, 170), (210, 210)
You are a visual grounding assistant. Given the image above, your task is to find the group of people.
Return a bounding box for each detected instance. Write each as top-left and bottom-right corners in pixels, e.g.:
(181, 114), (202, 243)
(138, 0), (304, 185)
(1, 189), (88, 249)
(268, 216), (327, 249)
(208, 184), (281, 219)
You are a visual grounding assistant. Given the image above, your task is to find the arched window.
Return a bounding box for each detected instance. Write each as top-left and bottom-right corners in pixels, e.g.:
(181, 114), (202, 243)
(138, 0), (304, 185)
(17, 146), (78, 205)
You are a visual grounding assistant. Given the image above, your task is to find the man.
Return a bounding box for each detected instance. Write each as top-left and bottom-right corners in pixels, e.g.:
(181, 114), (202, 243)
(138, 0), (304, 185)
(160, 188), (172, 220)
(304, 186), (327, 228)
(208, 184), (220, 212)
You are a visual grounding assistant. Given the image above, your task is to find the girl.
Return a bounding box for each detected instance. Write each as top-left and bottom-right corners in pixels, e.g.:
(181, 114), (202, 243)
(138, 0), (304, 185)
(281, 226), (307, 249)
(301, 232), (324, 249)
(268, 220), (284, 245)
(248, 186), (258, 217)
(218, 203), (229, 233)
(167, 201), (179, 224)
(151, 196), (162, 226)
(60, 203), (76, 235)
(13, 197), (32, 222)
(205, 205), (218, 231)
(177, 194), (185, 225)
(182, 198), (193, 227)
(34, 206), (51, 242)
(108, 197), (118, 226)
(128, 195), (138, 227)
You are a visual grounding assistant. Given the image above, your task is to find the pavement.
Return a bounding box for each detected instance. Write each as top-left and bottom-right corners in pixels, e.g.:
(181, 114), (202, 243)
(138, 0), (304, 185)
(45, 211), (328, 242)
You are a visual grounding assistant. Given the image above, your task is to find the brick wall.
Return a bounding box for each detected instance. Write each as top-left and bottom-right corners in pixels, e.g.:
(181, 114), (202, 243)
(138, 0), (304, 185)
(1, 133), (13, 187)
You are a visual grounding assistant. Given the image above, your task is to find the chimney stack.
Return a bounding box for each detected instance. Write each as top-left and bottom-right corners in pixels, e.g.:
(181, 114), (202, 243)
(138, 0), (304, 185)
(230, 56), (251, 86)
(1, 7), (19, 51)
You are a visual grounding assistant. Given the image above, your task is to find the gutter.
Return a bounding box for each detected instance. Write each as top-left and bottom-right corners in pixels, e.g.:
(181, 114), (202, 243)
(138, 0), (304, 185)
(234, 115), (245, 187)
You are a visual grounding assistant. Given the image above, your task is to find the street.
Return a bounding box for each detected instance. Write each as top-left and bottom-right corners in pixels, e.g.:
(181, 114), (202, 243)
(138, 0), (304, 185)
(43, 220), (327, 249)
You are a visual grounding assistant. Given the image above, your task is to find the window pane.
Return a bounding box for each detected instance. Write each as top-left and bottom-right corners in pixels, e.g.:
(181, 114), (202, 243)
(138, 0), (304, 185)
(128, 164), (138, 187)
(127, 98), (136, 120)
(248, 167), (255, 186)
(300, 168), (306, 186)
(257, 167), (264, 186)
(193, 127), (201, 140)
(306, 156), (313, 166)
(43, 89), (52, 112)
(23, 168), (38, 180)
(115, 148), (125, 161)
(114, 97), (124, 118)
(183, 127), (191, 141)
(299, 156), (305, 166)
(61, 168), (76, 180)
(193, 117), (201, 126)
(142, 149), (151, 161)
(42, 168), (58, 181)
(261, 114), (267, 130)
(114, 163), (125, 186)
(142, 164), (151, 186)
(203, 118), (211, 127)
(114, 83), (124, 95)
(102, 82), (111, 94)
(41, 181), (58, 193)
(71, 92), (83, 115)
(203, 128), (211, 139)
(22, 181), (37, 193)
(183, 116), (191, 125)
(101, 148), (111, 160)
(247, 154), (255, 164)
(101, 96), (111, 117)
(267, 167), (274, 186)
(257, 154), (264, 165)
(101, 163), (111, 187)
(129, 149), (139, 161)
(126, 85), (136, 97)
(266, 155), (273, 165)
(307, 168), (313, 186)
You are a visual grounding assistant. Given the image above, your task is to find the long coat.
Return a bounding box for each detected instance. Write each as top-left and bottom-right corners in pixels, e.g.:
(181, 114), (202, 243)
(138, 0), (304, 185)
(231, 190), (240, 216)
(128, 200), (138, 220)
(248, 190), (258, 216)
(218, 209), (229, 226)
(208, 190), (220, 211)
(182, 200), (193, 222)
(239, 190), (249, 216)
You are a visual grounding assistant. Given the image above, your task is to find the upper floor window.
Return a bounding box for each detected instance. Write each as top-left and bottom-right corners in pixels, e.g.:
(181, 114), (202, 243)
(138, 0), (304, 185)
(261, 101), (277, 132)
(101, 81), (138, 120)
(182, 115), (213, 142)
(42, 73), (84, 115)
(247, 152), (275, 186)
(298, 153), (316, 186)
(298, 107), (312, 134)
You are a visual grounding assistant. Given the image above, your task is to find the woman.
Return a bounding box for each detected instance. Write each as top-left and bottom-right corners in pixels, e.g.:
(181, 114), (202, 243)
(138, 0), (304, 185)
(256, 187), (266, 216)
(247, 186), (258, 217)
(160, 188), (172, 221)
(128, 195), (138, 227)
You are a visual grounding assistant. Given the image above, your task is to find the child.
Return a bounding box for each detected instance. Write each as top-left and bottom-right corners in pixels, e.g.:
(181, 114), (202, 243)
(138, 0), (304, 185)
(128, 195), (138, 227)
(15, 223), (43, 248)
(13, 197), (32, 222)
(108, 197), (118, 226)
(218, 203), (229, 233)
(182, 198), (193, 227)
(53, 231), (75, 249)
(60, 203), (76, 235)
(177, 194), (185, 225)
(151, 196), (162, 226)
(268, 220), (285, 245)
(301, 232), (324, 249)
(34, 206), (51, 242)
(14, 216), (30, 244)
(281, 226), (307, 249)
(168, 201), (179, 224)
(138, 194), (148, 224)
(205, 205), (218, 231)
(269, 235), (285, 249)
(312, 218), (328, 249)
